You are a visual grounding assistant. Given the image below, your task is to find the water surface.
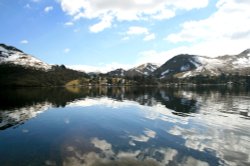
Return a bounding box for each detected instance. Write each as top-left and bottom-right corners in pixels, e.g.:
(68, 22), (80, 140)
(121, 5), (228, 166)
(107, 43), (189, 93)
(0, 87), (249, 166)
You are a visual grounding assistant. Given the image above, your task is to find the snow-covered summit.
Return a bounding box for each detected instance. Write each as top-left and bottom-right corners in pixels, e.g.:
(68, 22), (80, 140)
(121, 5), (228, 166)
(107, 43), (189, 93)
(0, 44), (52, 70)
(154, 49), (250, 78)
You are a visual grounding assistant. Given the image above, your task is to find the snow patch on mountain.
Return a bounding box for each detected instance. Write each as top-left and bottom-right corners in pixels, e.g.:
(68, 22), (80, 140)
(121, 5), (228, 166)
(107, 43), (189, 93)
(181, 65), (190, 71)
(196, 56), (224, 68)
(0, 46), (8, 52)
(233, 57), (250, 68)
(135, 69), (144, 74)
(189, 59), (200, 68)
(161, 70), (169, 76)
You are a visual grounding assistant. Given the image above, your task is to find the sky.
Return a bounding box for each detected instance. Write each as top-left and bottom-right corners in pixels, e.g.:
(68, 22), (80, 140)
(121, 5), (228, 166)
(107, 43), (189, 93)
(0, 0), (250, 72)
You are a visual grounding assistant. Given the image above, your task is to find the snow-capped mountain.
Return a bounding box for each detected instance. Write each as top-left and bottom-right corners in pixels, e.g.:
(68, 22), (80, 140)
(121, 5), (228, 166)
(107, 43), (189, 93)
(106, 63), (158, 77)
(154, 49), (250, 78)
(1, 43), (249, 81)
(126, 63), (159, 77)
(0, 44), (51, 70)
(153, 54), (199, 78)
(106, 68), (126, 77)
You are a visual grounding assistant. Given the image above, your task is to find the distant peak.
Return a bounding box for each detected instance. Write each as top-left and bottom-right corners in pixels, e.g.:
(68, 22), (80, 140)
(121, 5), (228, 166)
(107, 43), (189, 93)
(137, 63), (158, 68)
(176, 54), (195, 57)
(115, 68), (125, 71)
(240, 48), (250, 55)
(145, 63), (154, 65)
(169, 54), (197, 61)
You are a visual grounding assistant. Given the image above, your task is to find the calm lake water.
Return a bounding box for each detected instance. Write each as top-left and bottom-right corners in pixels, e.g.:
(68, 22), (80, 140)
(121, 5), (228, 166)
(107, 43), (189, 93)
(0, 86), (250, 166)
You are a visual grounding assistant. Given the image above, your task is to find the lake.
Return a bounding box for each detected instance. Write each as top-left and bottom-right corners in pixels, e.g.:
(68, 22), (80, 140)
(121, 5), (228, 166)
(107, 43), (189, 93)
(0, 86), (249, 166)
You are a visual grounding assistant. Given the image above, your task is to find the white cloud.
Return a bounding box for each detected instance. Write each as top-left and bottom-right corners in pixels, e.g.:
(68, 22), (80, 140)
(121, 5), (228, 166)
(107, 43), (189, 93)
(125, 26), (155, 41)
(127, 26), (149, 35)
(64, 22), (74, 26)
(44, 6), (53, 13)
(59, 0), (209, 32)
(165, 0), (250, 56)
(129, 129), (156, 144)
(89, 14), (113, 33)
(20, 40), (29, 44)
(64, 48), (70, 53)
(67, 62), (133, 73)
(144, 33), (156, 41)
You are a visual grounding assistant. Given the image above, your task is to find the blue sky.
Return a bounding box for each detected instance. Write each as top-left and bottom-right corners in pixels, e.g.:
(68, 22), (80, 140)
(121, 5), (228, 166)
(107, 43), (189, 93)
(0, 0), (250, 72)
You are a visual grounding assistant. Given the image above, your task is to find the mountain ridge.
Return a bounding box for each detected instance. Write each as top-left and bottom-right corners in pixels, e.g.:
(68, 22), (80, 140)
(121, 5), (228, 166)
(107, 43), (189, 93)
(0, 43), (250, 86)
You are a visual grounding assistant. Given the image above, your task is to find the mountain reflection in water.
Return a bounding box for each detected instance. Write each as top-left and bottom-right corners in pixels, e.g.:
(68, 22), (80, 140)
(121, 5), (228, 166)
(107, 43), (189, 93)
(0, 86), (249, 166)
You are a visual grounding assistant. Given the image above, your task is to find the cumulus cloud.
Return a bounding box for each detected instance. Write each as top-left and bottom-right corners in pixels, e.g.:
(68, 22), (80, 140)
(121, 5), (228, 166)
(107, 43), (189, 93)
(20, 40), (29, 44)
(165, 0), (250, 56)
(57, 0), (250, 66)
(59, 0), (209, 32)
(44, 6), (53, 13)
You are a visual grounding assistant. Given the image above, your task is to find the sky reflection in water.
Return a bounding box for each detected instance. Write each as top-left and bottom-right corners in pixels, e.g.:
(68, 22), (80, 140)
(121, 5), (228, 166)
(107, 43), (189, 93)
(0, 87), (249, 166)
